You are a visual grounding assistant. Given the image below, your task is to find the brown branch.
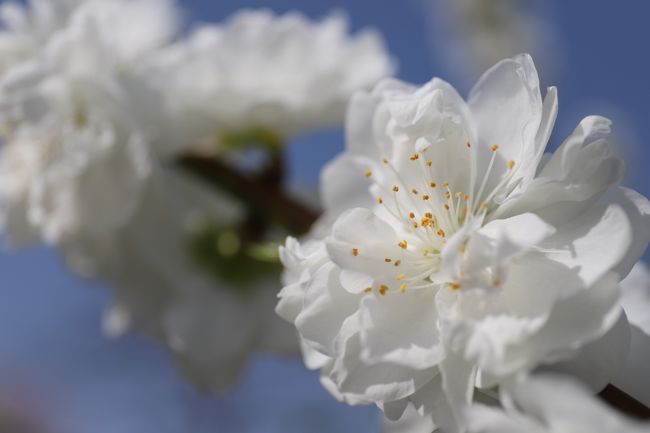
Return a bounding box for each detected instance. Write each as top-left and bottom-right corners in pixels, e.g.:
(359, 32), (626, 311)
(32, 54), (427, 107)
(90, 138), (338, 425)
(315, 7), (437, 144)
(599, 384), (650, 420)
(178, 154), (319, 234)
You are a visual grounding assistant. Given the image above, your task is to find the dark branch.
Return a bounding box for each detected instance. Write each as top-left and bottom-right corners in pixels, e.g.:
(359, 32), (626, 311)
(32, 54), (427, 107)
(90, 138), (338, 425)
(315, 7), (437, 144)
(178, 154), (319, 235)
(599, 384), (650, 419)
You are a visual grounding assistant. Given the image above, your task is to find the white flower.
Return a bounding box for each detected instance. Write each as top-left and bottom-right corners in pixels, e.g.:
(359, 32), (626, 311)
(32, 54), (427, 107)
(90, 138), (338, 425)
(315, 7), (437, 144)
(130, 9), (395, 154)
(0, 0), (178, 250)
(466, 374), (650, 433)
(98, 167), (297, 392)
(0, 114), (150, 253)
(277, 54), (650, 431)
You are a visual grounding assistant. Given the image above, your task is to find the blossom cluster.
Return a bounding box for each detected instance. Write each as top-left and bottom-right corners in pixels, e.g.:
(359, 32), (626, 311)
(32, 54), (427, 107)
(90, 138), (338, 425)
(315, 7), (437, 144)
(0, 0), (393, 391)
(278, 54), (650, 431)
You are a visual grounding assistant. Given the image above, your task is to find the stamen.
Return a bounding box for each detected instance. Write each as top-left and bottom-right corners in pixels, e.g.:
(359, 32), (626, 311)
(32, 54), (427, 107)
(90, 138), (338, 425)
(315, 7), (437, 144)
(363, 287), (373, 293)
(422, 194), (430, 201)
(409, 212), (415, 219)
(508, 160), (516, 170)
(384, 258), (392, 263)
(352, 248), (359, 256)
(396, 273), (405, 280)
(399, 283), (408, 293)
(394, 260), (402, 267)
(466, 141), (472, 148)
(491, 144), (500, 152)
(398, 240), (408, 249)
(426, 160), (433, 167)
(379, 285), (389, 295)
(411, 188), (418, 195)
(382, 158), (389, 164)
(410, 153), (420, 161)
(449, 282), (461, 291)
(392, 185), (400, 192)
(378, 196), (383, 204)
(364, 170), (372, 178)
(430, 182), (437, 188)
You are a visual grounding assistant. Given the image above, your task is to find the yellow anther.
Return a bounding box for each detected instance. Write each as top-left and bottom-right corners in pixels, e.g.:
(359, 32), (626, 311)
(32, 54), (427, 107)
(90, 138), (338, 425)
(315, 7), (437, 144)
(364, 170), (373, 178)
(379, 285), (389, 295)
(399, 283), (408, 293)
(508, 160), (516, 170)
(464, 194), (470, 201)
(412, 222), (418, 228)
(444, 204), (450, 210)
(430, 182), (437, 188)
(466, 141), (472, 148)
(382, 158), (389, 164)
(437, 229), (446, 238)
(352, 248), (359, 256)
(410, 153), (420, 161)
(422, 194), (430, 201)
(425, 212), (433, 218)
(384, 258), (392, 263)
(394, 260), (402, 267)
(411, 188), (418, 195)
(480, 202), (489, 209)
(409, 212), (415, 219)
(491, 144), (500, 152)
(378, 196), (384, 204)
(392, 185), (400, 192)
(443, 182), (449, 187)
(363, 287), (373, 293)
(445, 191), (451, 199)
(455, 192), (462, 199)
(492, 277), (502, 288)
(426, 160), (433, 167)
(423, 249), (430, 256)
(449, 282), (461, 291)
(398, 240), (408, 249)
(396, 273), (405, 281)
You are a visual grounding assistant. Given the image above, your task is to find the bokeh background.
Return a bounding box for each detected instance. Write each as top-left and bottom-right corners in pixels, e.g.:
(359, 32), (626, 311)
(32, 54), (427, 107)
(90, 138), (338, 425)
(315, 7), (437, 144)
(1, 1), (649, 432)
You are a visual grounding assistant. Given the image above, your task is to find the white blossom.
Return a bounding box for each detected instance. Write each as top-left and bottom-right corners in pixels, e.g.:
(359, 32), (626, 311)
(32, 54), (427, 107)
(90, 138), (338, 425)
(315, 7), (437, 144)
(129, 9), (395, 155)
(466, 374), (650, 433)
(277, 54), (650, 432)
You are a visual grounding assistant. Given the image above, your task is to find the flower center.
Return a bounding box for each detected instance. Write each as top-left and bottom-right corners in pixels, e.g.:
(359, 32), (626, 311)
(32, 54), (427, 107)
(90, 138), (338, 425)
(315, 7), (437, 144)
(359, 139), (517, 294)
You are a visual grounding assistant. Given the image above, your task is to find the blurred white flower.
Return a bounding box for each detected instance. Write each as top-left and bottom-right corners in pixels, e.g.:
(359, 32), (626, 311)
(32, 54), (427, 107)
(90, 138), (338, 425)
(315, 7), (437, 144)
(466, 374), (650, 433)
(93, 167), (297, 392)
(427, 0), (560, 86)
(277, 54), (650, 431)
(129, 9), (395, 155)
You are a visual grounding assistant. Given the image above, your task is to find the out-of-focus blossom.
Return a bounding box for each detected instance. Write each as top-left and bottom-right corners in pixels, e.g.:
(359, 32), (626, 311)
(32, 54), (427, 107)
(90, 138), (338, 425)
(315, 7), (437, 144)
(0, 0), (396, 392)
(466, 374), (650, 433)
(277, 54), (650, 432)
(130, 9), (395, 155)
(427, 0), (559, 86)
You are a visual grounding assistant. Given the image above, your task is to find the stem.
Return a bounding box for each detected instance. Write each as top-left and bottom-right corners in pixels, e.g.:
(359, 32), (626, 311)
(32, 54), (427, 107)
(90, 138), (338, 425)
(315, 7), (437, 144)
(177, 153), (319, 235)
(599, 384), (650, 419)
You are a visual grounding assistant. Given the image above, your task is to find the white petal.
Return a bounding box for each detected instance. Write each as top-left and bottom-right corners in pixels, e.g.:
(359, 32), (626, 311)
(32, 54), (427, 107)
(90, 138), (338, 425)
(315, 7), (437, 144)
(546, 311), (631, 392)
(295, 262), (360, 354)
(540, 202), (632, 296)
(358, 288), (444, 369)
(469, 54), (543, 189)
(325, 316), (436, 404)
(608, 188), (650, 279)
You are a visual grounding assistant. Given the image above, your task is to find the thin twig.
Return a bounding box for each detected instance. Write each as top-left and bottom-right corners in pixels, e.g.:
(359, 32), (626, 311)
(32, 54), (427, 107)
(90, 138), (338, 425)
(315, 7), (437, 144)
(178, 154), (319, 234)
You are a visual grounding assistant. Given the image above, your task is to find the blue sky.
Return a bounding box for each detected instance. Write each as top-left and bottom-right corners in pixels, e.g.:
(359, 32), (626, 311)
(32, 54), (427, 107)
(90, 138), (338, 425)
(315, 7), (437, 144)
(1, 1), (649, 432)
